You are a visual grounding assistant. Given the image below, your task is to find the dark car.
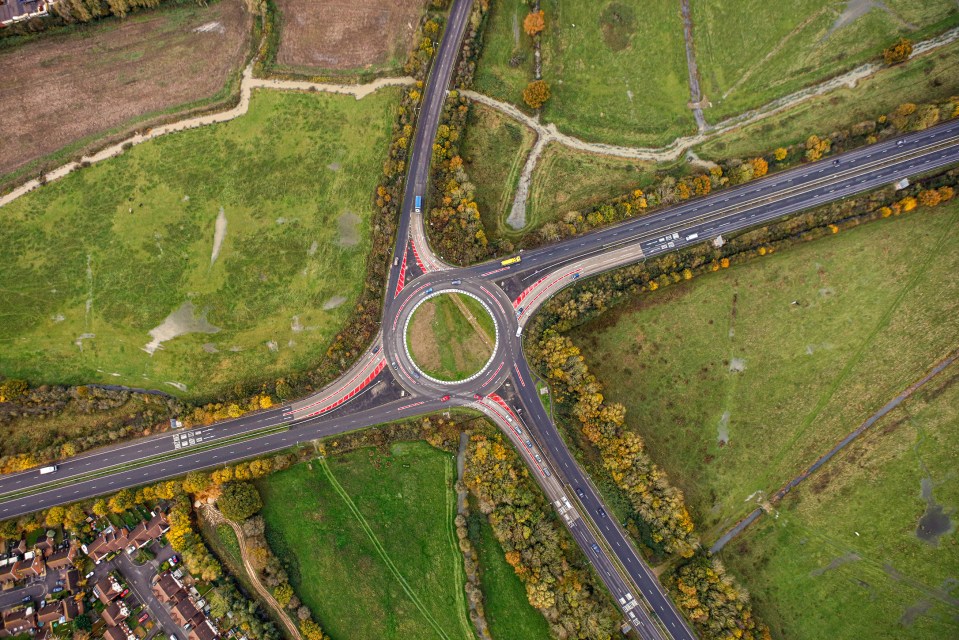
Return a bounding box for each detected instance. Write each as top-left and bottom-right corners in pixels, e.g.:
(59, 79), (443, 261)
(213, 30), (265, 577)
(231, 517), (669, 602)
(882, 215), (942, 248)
(591, 543), (601, 554)
(372, 345), (380, 354)
(596, 508), (607, 519)
(575, 487), (586, 499)
(21, 596), (31, 604)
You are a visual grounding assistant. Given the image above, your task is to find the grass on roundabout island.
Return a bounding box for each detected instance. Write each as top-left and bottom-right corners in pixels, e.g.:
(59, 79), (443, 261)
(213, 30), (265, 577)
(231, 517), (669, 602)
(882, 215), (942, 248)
(406, 293), (496, 382)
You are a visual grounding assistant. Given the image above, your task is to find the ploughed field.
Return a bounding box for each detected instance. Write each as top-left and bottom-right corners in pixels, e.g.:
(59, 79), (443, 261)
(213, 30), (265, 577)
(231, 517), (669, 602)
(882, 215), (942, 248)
(0, 0), (251, 181)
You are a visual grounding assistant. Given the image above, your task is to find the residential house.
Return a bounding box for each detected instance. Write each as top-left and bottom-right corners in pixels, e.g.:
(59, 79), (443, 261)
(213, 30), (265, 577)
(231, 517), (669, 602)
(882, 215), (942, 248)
(0, 560), (15, 588)
(13, 553), (45, 580)
(46, 544), (77, 572)
(101, 601), (129, 627)
(93, 574), (123, 605)
(189, 619), (219, 640)
(103, 624), (131, 640)
(170, 598), (200, 628)
(60, 598), (79, 623)
(0, 608), (37, 637)
(36, 602), (61, 627)
(126, 512), (169, 552)
(33, 535), (55, 558)
(82, 527), (129, 564)
(151, 572), (184, 605)
(64, 569), (80, 593)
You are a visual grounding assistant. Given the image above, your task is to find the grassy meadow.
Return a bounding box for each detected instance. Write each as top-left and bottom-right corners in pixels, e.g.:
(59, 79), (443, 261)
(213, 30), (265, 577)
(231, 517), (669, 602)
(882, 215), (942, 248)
(719, 364), (959, 639)
(693, 0), (959, 122)
(257, 442), (475, 640)
(571, 198), (959, 534)
(0, 88), (399, 401)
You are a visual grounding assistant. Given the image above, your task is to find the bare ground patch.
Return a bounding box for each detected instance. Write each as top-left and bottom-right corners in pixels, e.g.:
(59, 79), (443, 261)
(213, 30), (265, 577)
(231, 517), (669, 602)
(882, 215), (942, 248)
(0, 0), (251, 178)
(408, 301), (441, 372)
(274, 0), (424, 72)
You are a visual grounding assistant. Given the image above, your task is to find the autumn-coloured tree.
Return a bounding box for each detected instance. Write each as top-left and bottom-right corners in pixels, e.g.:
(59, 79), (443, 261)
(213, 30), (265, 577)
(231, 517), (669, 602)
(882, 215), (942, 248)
(805, 134), (831, 162)
(523, 80), (551, 109)
(917, 189), (942, 207)
(751, 157), (769, 178)
(883, 38), (913, 65)
(523, 9), (545, 36)
(773, 147), (788, 162)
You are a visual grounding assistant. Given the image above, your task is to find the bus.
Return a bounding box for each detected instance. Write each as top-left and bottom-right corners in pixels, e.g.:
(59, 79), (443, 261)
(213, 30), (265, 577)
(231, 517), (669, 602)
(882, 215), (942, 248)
(414, 196), (422, 213)
(501, 256), (522, 266)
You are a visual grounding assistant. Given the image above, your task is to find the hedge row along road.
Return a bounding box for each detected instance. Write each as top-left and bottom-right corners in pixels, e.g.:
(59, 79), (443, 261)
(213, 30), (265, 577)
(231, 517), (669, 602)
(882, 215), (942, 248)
(3, 0), (959, 637)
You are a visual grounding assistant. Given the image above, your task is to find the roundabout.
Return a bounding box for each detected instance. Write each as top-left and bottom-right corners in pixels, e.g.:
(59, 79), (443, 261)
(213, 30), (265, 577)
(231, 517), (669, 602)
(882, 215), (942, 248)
(403, 290), (498, 384)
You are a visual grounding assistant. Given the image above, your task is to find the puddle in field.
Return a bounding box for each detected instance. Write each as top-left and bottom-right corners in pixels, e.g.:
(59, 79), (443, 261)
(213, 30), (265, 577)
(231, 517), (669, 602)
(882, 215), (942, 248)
(143, 301), (220, 355)
(809, 552), (860, 577)
(337, 211), (361, 247)
(323, 296), (347, 310)
(717, 411), (730, 446)
(916, 477), (955, 545)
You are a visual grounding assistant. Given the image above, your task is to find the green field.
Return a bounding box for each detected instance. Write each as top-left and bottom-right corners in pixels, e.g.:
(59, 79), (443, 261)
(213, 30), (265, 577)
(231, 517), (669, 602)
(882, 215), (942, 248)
(258, 442), (475, 640)
(407, 293), (495, 381)
(526, 144), (665, 232)
(720, 364), (959, 640)
(0, 88), (398, 400)
(571, 199), (959, 535)
(461, 102), (536, 241)
(693, 0), (959, 122)
(466, 506), (551, 639)
(474, 0), (697, 147)
(697, 36), (959, 161)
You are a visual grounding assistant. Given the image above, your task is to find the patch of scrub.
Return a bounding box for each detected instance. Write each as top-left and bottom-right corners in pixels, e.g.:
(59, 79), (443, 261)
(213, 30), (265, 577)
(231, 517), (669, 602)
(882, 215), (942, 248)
(337, 211), (361, 247)
(809, 552), (860, 577)
(322, 295), (347, 310)
(915, 477), (955, 545)
(165, 381), (187, 392)
(210, 206), (228, 265)
(143, 301), (220, 355)
(717, 411), (731, 446)
(729, 358), (746, 373)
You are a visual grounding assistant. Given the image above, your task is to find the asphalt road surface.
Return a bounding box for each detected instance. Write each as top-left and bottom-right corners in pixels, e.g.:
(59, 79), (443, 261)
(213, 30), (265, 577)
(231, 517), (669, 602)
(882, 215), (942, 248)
(4, 0), (959, 636)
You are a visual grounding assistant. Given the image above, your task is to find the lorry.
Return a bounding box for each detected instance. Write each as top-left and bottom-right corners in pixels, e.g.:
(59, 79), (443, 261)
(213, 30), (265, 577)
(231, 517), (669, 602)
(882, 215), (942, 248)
(500, 256), (522, 266)
(414, 196), (422, 213)
(39, 465), (59, 475)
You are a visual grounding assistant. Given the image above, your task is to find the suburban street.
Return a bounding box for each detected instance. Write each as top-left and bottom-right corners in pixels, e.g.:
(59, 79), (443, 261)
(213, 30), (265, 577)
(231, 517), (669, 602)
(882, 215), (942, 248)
(2, 0), (959, 637)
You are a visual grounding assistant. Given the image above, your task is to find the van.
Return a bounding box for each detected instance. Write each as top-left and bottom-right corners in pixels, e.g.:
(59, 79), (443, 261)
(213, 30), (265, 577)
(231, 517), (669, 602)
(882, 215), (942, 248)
(39, 465), (58, 475)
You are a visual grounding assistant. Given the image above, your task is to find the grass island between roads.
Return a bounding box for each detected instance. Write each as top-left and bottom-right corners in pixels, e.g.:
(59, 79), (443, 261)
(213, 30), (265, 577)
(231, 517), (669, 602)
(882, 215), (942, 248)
(406, 293), (496, 381)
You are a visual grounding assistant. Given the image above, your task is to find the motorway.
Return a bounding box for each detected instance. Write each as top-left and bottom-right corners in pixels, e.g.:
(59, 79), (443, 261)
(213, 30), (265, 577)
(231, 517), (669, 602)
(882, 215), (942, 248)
(3, 0), (959, 636)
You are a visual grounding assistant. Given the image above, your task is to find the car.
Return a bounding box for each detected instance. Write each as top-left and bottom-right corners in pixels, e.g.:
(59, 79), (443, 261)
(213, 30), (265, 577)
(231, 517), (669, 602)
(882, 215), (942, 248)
(575, 487), (586, 499)
(21, 596), (31, 604)
(120, 589), (129, 598)
(412, 370), (421, 379)
(51, 587), (64, 594)
(473, 394), (482, 400)
(138, 613), (150, 624)
(170, 554), (179, 565)
(534, 454), (543, 463)
(85, 571), (94, 579)
(372, 345), (380, 354)
(897, 139), (904, 146)
(451, 279), (461, 285)
(524, 439), (533, 448)
(833, 159), (840, 166)
(441, 395), (450, 402)
(425, 287), (434, 294)
(596, 508), (607, 519)
(591, 543), (601, 554)
(572, 273), (580, 279)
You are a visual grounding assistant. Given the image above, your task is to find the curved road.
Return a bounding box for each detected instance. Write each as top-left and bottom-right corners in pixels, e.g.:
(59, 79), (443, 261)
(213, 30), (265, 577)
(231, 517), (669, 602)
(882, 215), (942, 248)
(3, 0), (959, 637)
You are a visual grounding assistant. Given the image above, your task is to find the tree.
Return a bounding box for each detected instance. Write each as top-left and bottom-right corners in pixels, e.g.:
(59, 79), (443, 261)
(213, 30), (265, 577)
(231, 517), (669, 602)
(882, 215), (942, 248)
(523, 10), (545, 36)
(182, 471), (211, 495)
(73, 614), (92, 631)
(0, 378), (28, 403)
(883, 38), (913, 65)
(918, 189), (942, 207)
(750, 157), (769, 179)
(773, 147), (788, 162)
(522, 80), (551, 109)
(273, 583), (294, 608)
(217, 482), (262, 521)
(108, 489), (134, 514)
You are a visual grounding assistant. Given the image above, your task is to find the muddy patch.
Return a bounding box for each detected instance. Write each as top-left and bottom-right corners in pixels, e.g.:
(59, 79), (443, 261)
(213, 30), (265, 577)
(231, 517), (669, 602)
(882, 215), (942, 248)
(810, 552), (860, 577)
(337, 211), (361, 247)
(826, 0), (910, 40)
(717, 411), (730, 446)
(322, 295), (347, 310)
(900, 600), (932, 626)
(916, 477), (955, 545)
(74, 333), (95, 351)
(210, 206), (227, 265)
(143, 301), (220, 355)
(327, 161), (341, 172)
(729, 358), (747, 373)
(307, 240), (319, 256)
(291, 316), (304, 332)
(201, 343), (219, 354)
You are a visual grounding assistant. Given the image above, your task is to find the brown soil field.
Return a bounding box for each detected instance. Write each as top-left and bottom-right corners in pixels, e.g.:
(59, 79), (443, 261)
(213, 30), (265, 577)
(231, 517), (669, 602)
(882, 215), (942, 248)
(0, 0), (251, 179)
(274, 0), (424, 73)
